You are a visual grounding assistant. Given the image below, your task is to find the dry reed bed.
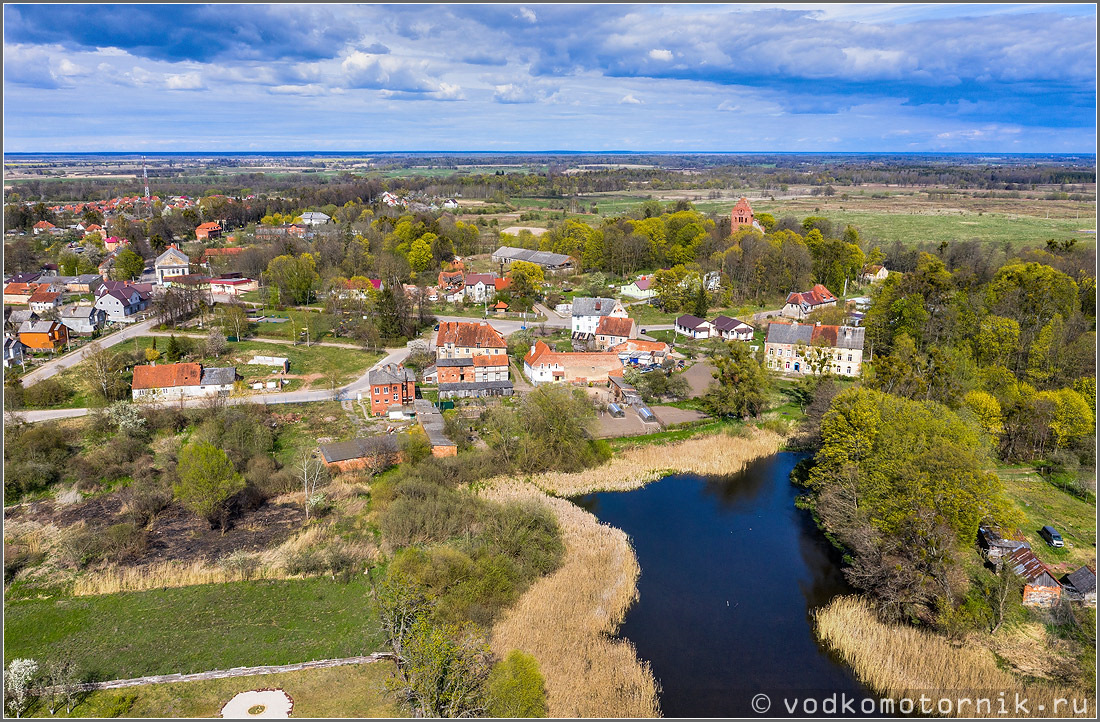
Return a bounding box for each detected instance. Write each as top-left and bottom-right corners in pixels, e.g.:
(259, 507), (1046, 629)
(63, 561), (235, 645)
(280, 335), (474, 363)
(523, 427), (785, 497)
(481, 428), (785, 717)
(814, 596), (1093, 718)
(483, 480), (660, 718)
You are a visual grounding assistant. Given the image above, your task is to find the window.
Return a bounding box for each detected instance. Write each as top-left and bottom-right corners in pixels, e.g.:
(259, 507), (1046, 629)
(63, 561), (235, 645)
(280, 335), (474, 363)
(847, 354), (853, 362)
(847, 366), (852, 374)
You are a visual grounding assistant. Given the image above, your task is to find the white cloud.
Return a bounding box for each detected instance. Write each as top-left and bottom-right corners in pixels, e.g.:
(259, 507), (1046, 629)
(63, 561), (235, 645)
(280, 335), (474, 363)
(341, 51), (439, 92)
(493, 83), (538, 103)
(620, 93), (642, 104)
(55, 58), (88, 78)
(269, 84), (326, 96)
(717, 100), (740, 112)
(519, 7), (537, 23)
(648, 49), (674, 62)
(165, 72), (204, 90)
(435, 82), (465, 100)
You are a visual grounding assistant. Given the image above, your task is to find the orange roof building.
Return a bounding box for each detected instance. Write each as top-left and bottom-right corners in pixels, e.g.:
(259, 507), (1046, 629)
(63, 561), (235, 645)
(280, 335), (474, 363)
(522, 341), (624, 386)
(435, 321), (507, 359)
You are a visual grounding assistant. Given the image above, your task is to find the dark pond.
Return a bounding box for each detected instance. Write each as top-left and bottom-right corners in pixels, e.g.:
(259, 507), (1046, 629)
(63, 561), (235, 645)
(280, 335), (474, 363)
(572, 452), (878, 718)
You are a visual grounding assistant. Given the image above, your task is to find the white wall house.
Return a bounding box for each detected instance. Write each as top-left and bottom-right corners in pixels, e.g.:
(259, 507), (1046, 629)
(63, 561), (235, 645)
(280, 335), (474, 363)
(571, 297), (627, 335)
(155, 246), (190, 286)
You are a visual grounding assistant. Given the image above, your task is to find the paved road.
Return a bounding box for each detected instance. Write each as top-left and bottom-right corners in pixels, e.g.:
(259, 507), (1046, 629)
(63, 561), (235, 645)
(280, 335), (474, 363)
(19, 317), (159, 387)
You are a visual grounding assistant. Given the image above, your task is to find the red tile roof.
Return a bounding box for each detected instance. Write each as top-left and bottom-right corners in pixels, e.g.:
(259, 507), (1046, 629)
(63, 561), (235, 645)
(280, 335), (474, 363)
(472, 354), (508, 367)
(786, 284), (837, 307)
(596, 316), (634, 338)
(132, 363), (202, 390)
(5, 283), (41, 296)
(435, 321), (507, 349)
(28, 290), (61, 304)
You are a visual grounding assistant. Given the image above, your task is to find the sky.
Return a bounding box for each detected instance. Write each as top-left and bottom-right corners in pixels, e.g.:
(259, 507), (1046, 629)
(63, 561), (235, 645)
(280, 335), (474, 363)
(3, 3), (1097, 153)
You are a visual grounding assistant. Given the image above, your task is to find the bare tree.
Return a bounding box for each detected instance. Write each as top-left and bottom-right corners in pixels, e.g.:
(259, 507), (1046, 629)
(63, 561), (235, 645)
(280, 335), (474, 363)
(84, 342), (125, 402)
(205, 328), (228, 358)
(296, 452), (329, 521)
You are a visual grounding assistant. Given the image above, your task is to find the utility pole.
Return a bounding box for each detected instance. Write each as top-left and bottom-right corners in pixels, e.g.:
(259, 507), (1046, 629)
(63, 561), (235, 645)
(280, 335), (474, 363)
(142, 156), (151, 219)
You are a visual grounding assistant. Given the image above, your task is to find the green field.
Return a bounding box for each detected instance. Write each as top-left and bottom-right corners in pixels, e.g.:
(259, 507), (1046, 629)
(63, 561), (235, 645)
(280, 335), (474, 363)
(23, 663), (401, 718)
(998, 467), (1096, 570)
(3, 577), (385, 681)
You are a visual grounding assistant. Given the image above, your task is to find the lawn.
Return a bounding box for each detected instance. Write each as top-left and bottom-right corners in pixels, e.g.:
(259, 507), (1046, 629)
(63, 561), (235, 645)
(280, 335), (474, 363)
(24, 662), (402, 718)
(998, 466), (1097, 571)
(3, 577), (386, 681)
(271, 400), (358, 465)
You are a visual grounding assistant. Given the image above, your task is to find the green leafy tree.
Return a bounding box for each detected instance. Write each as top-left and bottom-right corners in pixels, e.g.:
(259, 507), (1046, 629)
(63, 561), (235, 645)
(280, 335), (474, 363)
(508, 261), (544, 300)
(487, 650), (548, 718)
(394, 616), (492, 718)
(1040, 388), (1094, 449)
(115, 247), (145, 281)
(962, 390), (1003, 439)
(174, 442), (245, 530)
(266, 253), (320, 305)
(704, 341), (771, 419)
(408, 235), (433, 273)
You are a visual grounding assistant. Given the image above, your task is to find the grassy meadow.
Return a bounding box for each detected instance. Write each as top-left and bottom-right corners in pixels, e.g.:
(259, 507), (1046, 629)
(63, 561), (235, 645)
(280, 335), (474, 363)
(4, 577), (385, 681)
(998, 466), (1096, 570)
(23, 661), (401, 718)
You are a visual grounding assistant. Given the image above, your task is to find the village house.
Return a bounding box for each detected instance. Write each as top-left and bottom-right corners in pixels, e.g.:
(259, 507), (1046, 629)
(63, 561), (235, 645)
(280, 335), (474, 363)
(155, 245), (190, 286)
(33, 220), (61, 235)
(104, 236), (128, 253)
(491, 246), (574, 274)
(209, 276), (258, 296)
(978, 525), (1030, 567)
(675, 314), (715, 340)
(27, 289), (63, 314)
(320, 435), (404, 472)
(620, 275), (655, 300)
(368, 364), (417, 416)
(65, 274), (104, 294)
(131, 362), (238, 401)
(712, 315), (754, 341)
(59, 304), (107, 335)
(860, 264), (889, 284)
(299, 211), (331, 227)
(94, 284), (150, 322)
(594, 316), (637, 350)
(8, 272), (42, 284)
(523, 341), (624, 386)
(782, 284), (838, 320)
(435, 320), (508, 359)
(437, 270), (465, 300)
(195, 221), (222, 241)
(4, 335), (27, 368)
(572, 297), (628, 337)
(437, 354), (512, 399)
(1005, 546), (1062, 608)
(1062, 566), (1096, 607)
(765, 321), (866, 377)
(7, 309), (39, 331)
(463, 273), (497, 304)
(4, 282), (42, 305)
(730, 197), (765, 233)
(18, 320), (69, 352)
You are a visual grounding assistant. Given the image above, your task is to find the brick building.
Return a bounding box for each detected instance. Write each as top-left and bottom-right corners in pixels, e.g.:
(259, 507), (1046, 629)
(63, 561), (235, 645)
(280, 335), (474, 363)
(367, 364), (417, 416)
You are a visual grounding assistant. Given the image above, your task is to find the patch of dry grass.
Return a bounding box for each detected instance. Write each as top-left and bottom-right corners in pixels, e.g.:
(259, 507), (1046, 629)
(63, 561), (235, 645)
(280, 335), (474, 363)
(483, 480), (660, 718)
(814, 596), (1093, 717)
(522, 427), (784, 496)
(479, 428), (784, 717)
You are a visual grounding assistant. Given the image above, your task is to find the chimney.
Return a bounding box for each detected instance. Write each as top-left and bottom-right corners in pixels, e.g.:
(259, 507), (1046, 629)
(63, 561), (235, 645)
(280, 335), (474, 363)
(815, 321), (821, 326)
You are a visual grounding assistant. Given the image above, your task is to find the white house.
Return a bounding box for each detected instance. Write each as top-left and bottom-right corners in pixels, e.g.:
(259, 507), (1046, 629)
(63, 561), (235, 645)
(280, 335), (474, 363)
(94, 286), (149, 322)
(131, 362), (238, 401)
(619, 275), (655, 300)
(764, 322), (866, 377)
(155, 245), (190, 286)
(571, 297), (628, 336)
(299, 212), (331, 227)
(675, 314), (714, 339)
(463, 273), (496, 304)
(712, 315), (754, 341)
(59, 304), (107, 335)
(860, 265), (889, 284)
(4, 336), (26, 368)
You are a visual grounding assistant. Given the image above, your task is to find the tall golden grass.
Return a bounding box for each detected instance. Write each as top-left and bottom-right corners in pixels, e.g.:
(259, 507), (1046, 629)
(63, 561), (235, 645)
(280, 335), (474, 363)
(524, 427), (784, 496)
(71, 559), (288, 596)
(483, 480), (660, 718)
(814, 596), (1093, 718)
(479, 428), (785, 717)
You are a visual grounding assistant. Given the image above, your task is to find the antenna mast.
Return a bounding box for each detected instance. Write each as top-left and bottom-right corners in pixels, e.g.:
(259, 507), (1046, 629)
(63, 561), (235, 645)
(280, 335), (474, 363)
(142, 156), (151, 217)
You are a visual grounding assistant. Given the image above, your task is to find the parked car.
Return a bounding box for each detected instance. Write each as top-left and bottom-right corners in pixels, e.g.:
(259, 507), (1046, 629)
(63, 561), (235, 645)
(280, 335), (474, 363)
(1040, 525), (1065, 548)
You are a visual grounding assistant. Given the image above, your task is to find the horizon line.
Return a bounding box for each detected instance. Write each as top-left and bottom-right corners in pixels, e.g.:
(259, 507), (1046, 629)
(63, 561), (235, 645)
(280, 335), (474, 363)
(4, 150), (1097, 157)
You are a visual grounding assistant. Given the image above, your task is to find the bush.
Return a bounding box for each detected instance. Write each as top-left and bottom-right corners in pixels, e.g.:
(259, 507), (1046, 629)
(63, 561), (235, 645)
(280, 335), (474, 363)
(22, 378), (74, 407)
(142, 406), (188, 434)
(378, 479), (484, 549)
(120, 477), (173, 527)
(102, 522), (148, 562)
(284, 548), (326, 576)
(487, 650), (548, 718)
(57, 522), (105, 569)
